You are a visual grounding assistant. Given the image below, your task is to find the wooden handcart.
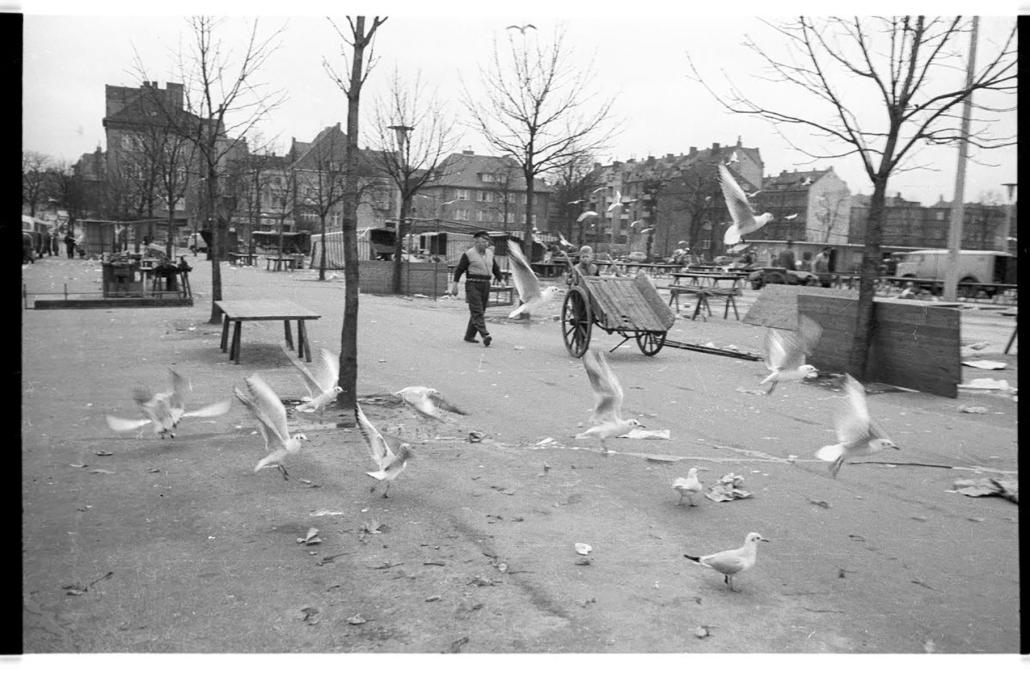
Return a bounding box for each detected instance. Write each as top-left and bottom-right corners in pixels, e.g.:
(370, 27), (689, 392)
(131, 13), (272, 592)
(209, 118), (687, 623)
(561, 271), (676, 357)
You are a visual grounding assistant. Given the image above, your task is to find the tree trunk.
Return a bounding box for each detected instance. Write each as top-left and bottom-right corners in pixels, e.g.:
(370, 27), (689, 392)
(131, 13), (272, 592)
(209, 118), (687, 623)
(846, 175), (888, 379)
(337, 17), (370, 421)
(391, 191), (411, 294)
(523, 166), (534, 250)
(207, 171), (223, 324)
(318, 213), (328, 281)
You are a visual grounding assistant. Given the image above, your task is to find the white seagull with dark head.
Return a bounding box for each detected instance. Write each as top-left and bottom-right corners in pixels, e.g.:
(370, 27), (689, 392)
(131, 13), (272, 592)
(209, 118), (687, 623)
(506, 239), (561, 319)
(760, 314), (823, 395)
(356, 404), (414, 498)
(282, 345), (342, 418)
(719, 164), (774, 246)
(234, 374), (308, 480)
(684, 532), (769, 591)
(394, 386), (467, 439)
(815, 374), (900, 478)
(105, 368), (231, 439)
(673, 467), (707, 506)
(574, 349), (643, 455)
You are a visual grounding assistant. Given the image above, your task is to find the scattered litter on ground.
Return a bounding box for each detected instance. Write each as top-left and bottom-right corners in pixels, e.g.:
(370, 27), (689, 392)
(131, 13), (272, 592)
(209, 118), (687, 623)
(695, 625), (712, 639)
(958, 405), (989, 414)
(300, 607), (320, 625)
(575, 543), (592, 555)
(346, 614), (367, 625)
(957, 378), (1016, 393)
(468, 575), (495, 587)
(952, 477), (1018, 504)
(705, 473), (753, 502)
(961, 359), (1007, 370)
(807, 498), (831, 509)
(297, 528), (321, 545)
(574, 557), (592, 566)
(310, 509), (346, 517)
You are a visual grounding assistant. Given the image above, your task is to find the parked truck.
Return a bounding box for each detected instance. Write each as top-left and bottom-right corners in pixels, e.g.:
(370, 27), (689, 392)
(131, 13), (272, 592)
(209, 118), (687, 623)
(894, 249), (1017, 297)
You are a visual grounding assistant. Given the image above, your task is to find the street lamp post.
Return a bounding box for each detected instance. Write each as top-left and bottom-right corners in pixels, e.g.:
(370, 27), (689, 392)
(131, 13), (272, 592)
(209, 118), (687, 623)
(388, 124), (414, 293)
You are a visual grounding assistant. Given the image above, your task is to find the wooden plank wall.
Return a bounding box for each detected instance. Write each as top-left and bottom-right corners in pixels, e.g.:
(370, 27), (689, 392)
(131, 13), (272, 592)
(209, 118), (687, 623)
(797, 294), (960, 398)
(742, 284), (858, 330)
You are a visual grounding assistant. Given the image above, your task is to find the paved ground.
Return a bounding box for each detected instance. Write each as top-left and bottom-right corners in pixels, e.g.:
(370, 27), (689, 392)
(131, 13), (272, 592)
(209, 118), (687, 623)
(20, 253), (1020, 660)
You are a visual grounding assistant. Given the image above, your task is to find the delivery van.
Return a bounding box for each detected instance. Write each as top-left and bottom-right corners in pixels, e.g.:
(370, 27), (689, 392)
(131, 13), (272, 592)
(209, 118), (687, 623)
(894, 249), (1016, 296)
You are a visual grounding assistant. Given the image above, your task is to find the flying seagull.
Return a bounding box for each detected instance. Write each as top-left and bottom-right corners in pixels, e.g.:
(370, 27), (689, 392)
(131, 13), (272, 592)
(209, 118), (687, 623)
(673, 467), (707, 506)
(574, 348), (643, 455)
(576, 210), (599, 223)
(355, 404), (414, 498)
(568, 199), (584, 206)
(684, 532), (769, 592)
(282, 344), (342, 419)
(719, 164), (774, 246)
(394, 386), (467, 440)
(105, 369), (231, 439)
(506, 23), (537, 34)
(606, 190), (624, 214)
(783, 213), (799, 221)
(557, 233), (576, 249)
(801, 176), (813, 186)
(816, 374), (900, 478)
(728, 150), (739, 164)
(506, 239), (562, 319)
(234, 374), (308, 480)
(760, 315), (823, 395)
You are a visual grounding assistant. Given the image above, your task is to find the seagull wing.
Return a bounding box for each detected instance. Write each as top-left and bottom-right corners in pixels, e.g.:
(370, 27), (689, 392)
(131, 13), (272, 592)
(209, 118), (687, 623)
(234, 374), (291, 448)
(764, 328), (800, 372)
(835, 374), (872, 446)
(313, 348), (340, 393)
(182, 399), (232, 419)
(577, 211), (598, 223)
(718, 165), (757, 231)
(105, 415), (152, 432)
(168, 369), (190, 413)
(700, 547), (748, 574)
(506, 240), (542, 301)
(429, 390), (467, 416)
(355, 403), (393, 470)
(583, 348), (624, 422)
(281, 342), (322, 397)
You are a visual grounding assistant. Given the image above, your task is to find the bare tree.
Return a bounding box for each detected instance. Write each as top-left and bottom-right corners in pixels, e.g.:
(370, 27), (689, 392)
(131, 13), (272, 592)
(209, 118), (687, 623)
(229, 137), (280, 257)
(136, 16), (285, 324)
(294, 124), (349, 280)
(463, 25), (619, 256)
(369, 69), (457, 293)
(547, 152), (602, 242)
(22, 151), (52, 217)
(690, 16), (1016, 377)
(813, 192), (850, 243)
(324, 15), (387, 419)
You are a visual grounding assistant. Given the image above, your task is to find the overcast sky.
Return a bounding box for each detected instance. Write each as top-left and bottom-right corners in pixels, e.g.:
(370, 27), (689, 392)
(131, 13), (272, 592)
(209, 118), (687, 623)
(20, 2), (1019, 208)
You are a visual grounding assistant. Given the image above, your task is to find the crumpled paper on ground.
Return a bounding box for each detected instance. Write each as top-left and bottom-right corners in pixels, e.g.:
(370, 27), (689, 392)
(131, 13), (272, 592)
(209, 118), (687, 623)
(961, 359), (1007, 370)
(957, 378), (1017, 393)
(705, 473), (753, 502)
(953, 477), (1018, 504)
(618, 429), (671, 440)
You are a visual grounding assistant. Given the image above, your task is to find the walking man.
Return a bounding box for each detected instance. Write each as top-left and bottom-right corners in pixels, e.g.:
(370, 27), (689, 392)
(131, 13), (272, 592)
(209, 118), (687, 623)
(450, 230), (503, 347)
(64, 230), (77, 259)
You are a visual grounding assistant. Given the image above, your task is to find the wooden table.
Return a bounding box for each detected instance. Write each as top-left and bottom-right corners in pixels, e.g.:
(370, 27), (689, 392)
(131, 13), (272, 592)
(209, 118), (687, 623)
(214, 299), (321, 364)
(229, 252), (258, 266)
(265, 254), (301, 271)
(530, 262), (565, 278)
(669, 272), (747, 320)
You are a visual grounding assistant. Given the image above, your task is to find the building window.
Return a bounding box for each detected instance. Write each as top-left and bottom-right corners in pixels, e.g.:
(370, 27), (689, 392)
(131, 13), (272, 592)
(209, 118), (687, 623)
(455, 208), (470, 220)
(480, 173), (497, 183)
(457, 189), (469, 200)
(480, 191), (493, 202)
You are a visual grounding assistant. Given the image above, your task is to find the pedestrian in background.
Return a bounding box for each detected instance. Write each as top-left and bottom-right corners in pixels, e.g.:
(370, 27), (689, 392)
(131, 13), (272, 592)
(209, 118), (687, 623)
(777, 240), (797, 269)
(813, 246), (832, 287)
(450, 230), (503, 347)
(64, 230), (77, 259)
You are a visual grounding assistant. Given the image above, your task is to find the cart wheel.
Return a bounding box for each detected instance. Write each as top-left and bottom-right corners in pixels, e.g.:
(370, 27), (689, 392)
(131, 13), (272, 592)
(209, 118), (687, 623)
(636, 331), (667, 356)
(562, 288), (593, 357)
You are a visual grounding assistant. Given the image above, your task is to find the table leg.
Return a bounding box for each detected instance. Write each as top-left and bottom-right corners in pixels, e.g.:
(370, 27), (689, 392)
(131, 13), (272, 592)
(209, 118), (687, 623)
(231, 321), (242, 364)
(220, 315), (230, 352)
(298, 320), (312, 361)
(668, 290), (679, 314)
(1004, 319), (1017, 354)
(284, 320), (294, 350)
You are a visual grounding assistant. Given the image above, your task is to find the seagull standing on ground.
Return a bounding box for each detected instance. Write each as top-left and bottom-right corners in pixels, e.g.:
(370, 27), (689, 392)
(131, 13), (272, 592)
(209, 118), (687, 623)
(105, 369), (230, 439)
(283, 345), (342, 419)
(506, 239), (561, 319)
(574, 349), (643, 455)
(684, 532), (769, 591)
(673, 467), (707, 506)
(394, 386), (467, 440)
(356, 404), (414, 498)
(719, 164), (774, 246)
(234, 374), (308, 480)
(760, 314), (823, 395)
(815, 374), (900, 478)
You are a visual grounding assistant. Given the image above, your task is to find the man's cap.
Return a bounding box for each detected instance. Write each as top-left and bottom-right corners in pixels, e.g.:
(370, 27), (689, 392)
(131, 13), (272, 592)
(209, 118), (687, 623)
(472, 230), (490, 239)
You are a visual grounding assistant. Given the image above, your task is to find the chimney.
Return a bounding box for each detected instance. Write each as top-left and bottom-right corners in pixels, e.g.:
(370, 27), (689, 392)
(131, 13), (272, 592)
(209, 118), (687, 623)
(462, 149), (475, 155)
(712, 142), (720, 152)
(166, 82), (184, 110)
(647, 155), (655, 161)
(689, 146), (697, 155)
